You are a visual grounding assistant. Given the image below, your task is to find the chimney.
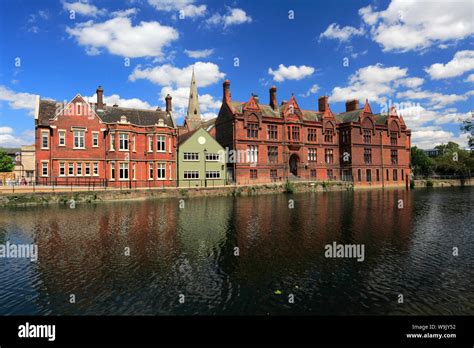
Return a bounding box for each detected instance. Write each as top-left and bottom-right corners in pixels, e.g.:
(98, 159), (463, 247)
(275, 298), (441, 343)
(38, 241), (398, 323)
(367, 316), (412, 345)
(281, 100), (287, 105)
(113, 103), (118, 107)
(96, 86), (104, 110)
(345, 99), (359, 112)
(223, 80), (231, 102)
(165, 94), (172, 112)
(269, 86), (277, 110)
(318, 96), (328, 112)
(253, 94), (259, 103)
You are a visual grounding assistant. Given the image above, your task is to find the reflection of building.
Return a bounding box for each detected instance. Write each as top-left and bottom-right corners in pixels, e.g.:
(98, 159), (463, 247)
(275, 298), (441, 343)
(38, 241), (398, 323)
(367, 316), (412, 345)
(35, 88), (177, 187)
(0, 145), (35, 182)
(177, 70), (225, 187)
(215, 81), (411, 186)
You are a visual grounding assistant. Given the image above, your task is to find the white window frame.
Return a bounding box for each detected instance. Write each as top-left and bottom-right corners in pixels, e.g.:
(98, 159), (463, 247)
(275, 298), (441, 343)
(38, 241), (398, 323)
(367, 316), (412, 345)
(206, 171), (221, 179)
(205, 153), (220, 162)
(110, 133), (115, 151)
(110, 162), (115, 181)
(119, 133), (129, 151)
(184, 170), (199, 179)
(157, 162), (166, 180)
(157, 135), (166, 152)
(68, 162), (74, 176)
(73, 130), (85, 149)
(58, 130), (66, 147)
(148, 162), (154, 180)
(85, 163), (91, 176)
(119, 162), (129, 181)
(41, 161), (48, 177)
(183, 152), (199, 161)
(59, 162), (65, 176)
(148, 135), (153, 152)
(92, 132), (99, 147)
(41, 131), (49, 149)
(77, 162), (83, 176)
(93, 162), (99, 176)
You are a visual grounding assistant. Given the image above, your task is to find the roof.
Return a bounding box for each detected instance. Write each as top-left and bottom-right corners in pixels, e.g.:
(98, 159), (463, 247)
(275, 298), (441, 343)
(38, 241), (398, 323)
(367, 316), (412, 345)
(178, 128), (199, 145)
(37, 99), (175, 128)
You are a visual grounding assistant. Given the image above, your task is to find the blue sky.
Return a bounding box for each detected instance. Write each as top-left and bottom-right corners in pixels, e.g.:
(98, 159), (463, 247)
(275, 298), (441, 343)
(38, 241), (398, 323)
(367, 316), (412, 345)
(0, 0), (472, 149)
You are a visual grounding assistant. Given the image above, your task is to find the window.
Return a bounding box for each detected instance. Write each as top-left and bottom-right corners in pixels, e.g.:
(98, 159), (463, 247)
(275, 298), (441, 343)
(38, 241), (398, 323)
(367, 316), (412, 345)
(68, 163), (74, 176)
(110, 134), (115, 151)
(184, 171), (199, 179)
(358, 169), (362, 182)
(119, 163), (129, 180)
(77, 163), (82, 176)
(342, 130), (349, 144)
(363, 129), (372, 144)
(92, 132), (99, 147)
(110, 162), (115, 180)
(393, 169), (398, 181)
(205, 153), (220, 161)
(366, 169), (372, 182)
(391, 150), (398, 164)
(157, 135), (166, 152)
(324, 129), (334, 143)
(267, 125), (278, 140)
(73, 130), (85, 149)
(148, 135), (153, 152)
(59, 162), (65, 176)
(85, 163), (91, 176)
(267, 146), (278, 163)
(386, 169), (389, 181)
(376, 169), (380, 182)
(184, 152), (199, 161)
(325, 149), (333, 164)
(247, 123), (258, 138)
(390, 131), (398, 146)
(119, 133), (129, 151)
(206, 171), (221, 179)
(364, 148), (372, 164)
(148, 162), (154, 180)
(307, 128), (317, 142)
(41, 162), (48, 176)
(291, 126), (300, 141)
(247, 145), (258, 163)
(310, 169), (317, 178)
(270, 169), (278, 179)
(250, 169), (257, 179)
(327, 169), (333, 180)
(402, 169), (404, 181)
(157, 162), (166, 179)
(287, 126), (291, 141)
(41, 131), (49, 149)
(308, 148), (317, 162)
(93, 162), (98, 176)
(58, 131), (66, 146)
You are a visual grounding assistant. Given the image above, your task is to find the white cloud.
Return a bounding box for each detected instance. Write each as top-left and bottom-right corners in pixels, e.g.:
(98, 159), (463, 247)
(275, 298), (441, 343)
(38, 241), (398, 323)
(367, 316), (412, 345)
(268, 64), (315, 82)
(425, 50), (474, 80)
(299, 84), (320, 97)
(66, 17), (179, 58)
(86, 93), (154, 110)
(396, 89), (470, 110)
(330, 64), (408, 103)
(110, 8), (139, 17)
(62, 1), (105, 17)
(319, 23), (365, 42)
(0, 127), (33, 148)
(184, 48), (214, 59)
(411, 128), (469, 149)
(129, 61), (225, 87)
(0, 86), (37, 114)
(148, 0), (206, 18)
(359, 0), (474, 52)
(465, 73), (474, 83)
(395, 77), (424, 88)
(206, 8), (252, 28)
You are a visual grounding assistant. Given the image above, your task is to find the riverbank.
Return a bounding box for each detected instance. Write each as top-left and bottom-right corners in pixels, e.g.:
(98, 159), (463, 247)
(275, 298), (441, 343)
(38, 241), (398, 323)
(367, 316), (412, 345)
(0, 178), (471, 206)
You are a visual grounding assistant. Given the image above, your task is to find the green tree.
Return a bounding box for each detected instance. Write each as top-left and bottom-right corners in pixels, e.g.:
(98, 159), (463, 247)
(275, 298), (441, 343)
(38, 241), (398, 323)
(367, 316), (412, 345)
(434, 142), (473, 176)
(410, 146), (434, 177)
(461, 117), (473, 149)
(0, 150), (15, 172)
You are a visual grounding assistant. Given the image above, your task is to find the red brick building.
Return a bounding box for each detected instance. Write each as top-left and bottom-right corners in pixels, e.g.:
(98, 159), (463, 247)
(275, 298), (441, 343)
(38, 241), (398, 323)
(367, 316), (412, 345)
(35, 87), (177, 187)
(215, 80), (411, 186)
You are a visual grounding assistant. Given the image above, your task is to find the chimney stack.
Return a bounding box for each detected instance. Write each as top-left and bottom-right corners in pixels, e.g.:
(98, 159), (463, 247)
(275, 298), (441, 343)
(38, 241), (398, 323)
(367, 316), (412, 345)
(253, 94), (259, 103)
(165, 94), (172, 112)
(223, 80), (231, 102)
(345, 99), (359, 112)
(96, 86), (104, 110)
(269, 86), (277, 110)
(318, 96), (328, 112)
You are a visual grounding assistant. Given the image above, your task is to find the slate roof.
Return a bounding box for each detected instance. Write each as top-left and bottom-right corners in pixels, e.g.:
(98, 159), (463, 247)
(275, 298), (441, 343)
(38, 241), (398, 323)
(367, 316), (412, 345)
(178, 128), (199, 145)
(37, 99), (175, 128)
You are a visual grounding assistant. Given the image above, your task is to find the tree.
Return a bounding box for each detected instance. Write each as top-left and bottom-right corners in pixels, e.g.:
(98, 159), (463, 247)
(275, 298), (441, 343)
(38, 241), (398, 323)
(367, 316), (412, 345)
(410, 146), (434, 177)
(461, 117), (473, 149)
(0, 150), (15, 172)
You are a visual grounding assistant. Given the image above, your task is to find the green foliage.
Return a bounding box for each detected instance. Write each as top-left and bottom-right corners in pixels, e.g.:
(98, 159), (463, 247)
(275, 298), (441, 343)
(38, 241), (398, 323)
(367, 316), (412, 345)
(461, 118), (473, 149)
(0, 150), (14, 172)
(410, 146), (434, 176)
(426, 179), (434, 187)
(284, 180), (295, 194)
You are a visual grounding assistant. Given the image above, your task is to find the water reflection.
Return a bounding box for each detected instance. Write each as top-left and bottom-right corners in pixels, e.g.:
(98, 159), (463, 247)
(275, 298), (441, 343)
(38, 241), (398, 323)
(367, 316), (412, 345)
(0, 187), (472, 315)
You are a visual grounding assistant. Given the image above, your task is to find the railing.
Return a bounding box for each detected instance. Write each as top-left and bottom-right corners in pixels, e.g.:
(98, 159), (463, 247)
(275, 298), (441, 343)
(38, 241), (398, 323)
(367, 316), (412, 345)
(413, 174), (472, 180)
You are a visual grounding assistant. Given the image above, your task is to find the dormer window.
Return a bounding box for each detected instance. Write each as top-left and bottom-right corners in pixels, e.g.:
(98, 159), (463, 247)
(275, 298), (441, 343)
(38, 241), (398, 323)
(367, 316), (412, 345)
(120, 115), (127, 123)
(158, 119), (165, 126)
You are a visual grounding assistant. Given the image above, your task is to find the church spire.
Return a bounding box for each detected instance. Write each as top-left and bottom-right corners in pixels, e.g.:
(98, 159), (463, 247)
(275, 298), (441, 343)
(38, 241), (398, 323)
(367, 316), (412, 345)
(185, 66), (201, 130)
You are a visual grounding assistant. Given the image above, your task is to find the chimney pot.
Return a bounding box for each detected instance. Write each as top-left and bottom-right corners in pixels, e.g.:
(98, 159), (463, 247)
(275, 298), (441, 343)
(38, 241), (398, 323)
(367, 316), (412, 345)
(223, 80), (231, 102)
(345, 99), (359, 112)
(269, 86), (277, 110)
(165, 94), (172, 112)
(96, 85), (104, 110)
(318, 96), (328, 112)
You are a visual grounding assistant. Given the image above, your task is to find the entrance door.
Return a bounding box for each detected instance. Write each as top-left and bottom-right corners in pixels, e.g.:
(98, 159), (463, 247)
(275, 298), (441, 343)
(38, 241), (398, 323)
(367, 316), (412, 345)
(289, 154), (299, 176)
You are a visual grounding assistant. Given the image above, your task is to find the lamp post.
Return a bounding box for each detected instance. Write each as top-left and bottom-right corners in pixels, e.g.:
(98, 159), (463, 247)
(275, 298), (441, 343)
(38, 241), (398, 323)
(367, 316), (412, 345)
(204, 148), (208, 188)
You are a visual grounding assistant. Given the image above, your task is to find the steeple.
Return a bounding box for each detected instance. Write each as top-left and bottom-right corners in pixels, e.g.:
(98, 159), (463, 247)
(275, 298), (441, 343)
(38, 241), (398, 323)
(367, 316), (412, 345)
(185, 66), (202, 131)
